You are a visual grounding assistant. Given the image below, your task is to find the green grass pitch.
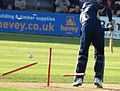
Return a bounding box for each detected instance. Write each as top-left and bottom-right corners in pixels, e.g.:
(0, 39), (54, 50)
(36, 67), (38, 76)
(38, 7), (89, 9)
(0, 32), (120, 91)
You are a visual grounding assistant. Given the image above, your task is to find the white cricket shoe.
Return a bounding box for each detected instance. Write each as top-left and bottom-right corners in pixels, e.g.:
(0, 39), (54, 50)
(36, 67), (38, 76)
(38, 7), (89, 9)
(73, 78), (83, 87)
(94, 78), (103, 88)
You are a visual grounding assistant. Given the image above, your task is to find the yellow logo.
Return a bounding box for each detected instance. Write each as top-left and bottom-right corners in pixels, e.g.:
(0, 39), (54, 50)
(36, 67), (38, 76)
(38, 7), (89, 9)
(66, 16), (76, 26)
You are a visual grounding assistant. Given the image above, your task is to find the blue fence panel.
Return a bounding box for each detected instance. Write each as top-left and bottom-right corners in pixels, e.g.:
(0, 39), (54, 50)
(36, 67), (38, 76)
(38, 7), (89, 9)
(0, 10), (81, 37)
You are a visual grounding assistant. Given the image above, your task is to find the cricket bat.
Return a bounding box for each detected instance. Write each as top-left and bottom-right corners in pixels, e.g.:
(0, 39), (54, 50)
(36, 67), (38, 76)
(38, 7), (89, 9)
(109, 30), (113, 53)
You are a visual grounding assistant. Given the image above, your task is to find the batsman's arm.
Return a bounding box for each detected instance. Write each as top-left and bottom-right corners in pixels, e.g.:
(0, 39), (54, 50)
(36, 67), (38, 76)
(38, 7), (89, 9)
(107, 8), (113, 22)
(106, 4), (114, 53)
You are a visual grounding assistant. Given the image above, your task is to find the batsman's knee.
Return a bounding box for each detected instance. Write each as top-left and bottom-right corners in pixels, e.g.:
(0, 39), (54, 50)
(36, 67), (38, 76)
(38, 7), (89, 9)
(78, 55), (88, 61)
(95, 55), (104, 61)
(94, 55), (104, 70)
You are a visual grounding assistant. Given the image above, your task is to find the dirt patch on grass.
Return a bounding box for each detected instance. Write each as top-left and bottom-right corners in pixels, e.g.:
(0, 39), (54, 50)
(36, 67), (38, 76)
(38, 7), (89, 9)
(0, 82), (120, 91)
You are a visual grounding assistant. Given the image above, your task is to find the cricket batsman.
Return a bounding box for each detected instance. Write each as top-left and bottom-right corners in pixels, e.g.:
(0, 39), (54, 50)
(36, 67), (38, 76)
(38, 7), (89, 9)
(73, 0), (113, 88)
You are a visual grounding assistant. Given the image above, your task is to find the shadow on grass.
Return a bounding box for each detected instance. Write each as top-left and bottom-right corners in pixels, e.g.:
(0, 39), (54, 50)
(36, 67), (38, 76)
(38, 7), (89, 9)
(0, 32), (120, 47)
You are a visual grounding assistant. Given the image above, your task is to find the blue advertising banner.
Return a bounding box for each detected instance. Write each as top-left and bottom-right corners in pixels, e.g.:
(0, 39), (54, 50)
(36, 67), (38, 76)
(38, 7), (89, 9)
(0, 10), (81, 37)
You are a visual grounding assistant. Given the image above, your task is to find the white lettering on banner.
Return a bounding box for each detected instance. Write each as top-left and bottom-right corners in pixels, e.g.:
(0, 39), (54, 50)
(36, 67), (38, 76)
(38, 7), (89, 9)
(0, 14), (14, 20)
(101, 16), (120, 39)
(0, 13), (55, 22)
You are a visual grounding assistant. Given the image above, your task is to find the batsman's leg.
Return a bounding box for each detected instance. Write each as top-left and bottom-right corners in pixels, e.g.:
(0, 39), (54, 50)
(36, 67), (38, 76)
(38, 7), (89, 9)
(92, 28), (105, 88)
(73, 26), (91, 87)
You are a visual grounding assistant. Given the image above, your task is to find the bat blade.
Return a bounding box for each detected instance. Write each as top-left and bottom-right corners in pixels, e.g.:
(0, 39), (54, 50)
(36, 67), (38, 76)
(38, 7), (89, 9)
(109, 31), (113, 53)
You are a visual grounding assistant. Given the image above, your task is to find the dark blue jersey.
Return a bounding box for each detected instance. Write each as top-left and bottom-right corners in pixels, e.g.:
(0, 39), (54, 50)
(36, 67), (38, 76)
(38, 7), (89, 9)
(80, 1), (108, 27)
